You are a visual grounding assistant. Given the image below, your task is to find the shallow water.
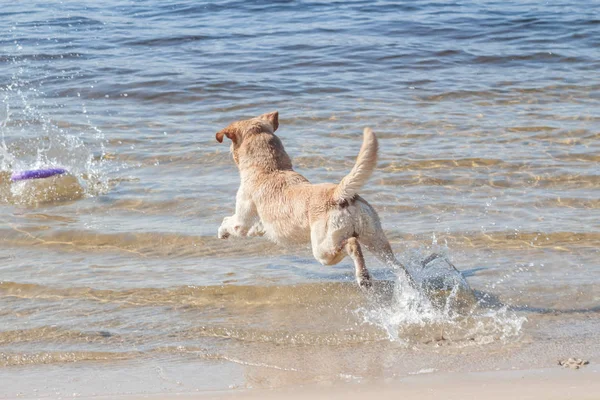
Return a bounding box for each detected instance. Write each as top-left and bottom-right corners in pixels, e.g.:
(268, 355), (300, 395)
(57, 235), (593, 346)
(0, 0), (599, 397)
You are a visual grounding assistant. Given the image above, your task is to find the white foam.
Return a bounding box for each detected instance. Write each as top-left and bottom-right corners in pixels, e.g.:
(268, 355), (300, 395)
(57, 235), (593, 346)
(357, 247), (526, 345)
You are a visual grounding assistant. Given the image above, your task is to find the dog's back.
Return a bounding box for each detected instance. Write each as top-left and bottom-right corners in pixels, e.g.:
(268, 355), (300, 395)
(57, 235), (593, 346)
(242, 128), (378, 245)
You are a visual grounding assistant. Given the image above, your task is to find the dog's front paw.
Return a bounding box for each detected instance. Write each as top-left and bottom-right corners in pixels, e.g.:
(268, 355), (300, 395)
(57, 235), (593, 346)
(218, 229), (230, 239)
(218, 217), (232, 239)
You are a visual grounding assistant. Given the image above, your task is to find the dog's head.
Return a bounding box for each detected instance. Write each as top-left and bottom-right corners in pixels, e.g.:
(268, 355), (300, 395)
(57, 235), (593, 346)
(215, 111), (279, 165)
(216, 111), (292, 171)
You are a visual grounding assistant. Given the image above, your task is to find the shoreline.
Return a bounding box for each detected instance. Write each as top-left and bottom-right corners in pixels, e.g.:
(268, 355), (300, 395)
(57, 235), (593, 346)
(84, 367), (599, 400)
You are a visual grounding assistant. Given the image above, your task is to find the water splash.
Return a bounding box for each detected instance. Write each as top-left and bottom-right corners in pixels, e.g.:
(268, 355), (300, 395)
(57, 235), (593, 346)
(358, 246), (526, 345)
(0, 58), (111, 206)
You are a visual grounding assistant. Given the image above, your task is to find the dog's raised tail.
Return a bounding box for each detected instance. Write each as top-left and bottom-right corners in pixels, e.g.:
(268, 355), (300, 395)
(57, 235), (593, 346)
(333, 127), (378, 203)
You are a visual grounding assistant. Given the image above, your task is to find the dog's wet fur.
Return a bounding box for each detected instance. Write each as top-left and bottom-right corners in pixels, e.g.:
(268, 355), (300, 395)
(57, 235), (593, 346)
(216, 111), (413, 288)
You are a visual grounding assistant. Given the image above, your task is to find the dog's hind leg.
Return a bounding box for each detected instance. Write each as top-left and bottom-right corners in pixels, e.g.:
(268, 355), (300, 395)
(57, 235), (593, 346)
(310, 219), (348, 267)
(350, 197), (414, 284)
(345, 237), (371, 288)
(310, 233), (371, 288)
(310, 219), (372, 288)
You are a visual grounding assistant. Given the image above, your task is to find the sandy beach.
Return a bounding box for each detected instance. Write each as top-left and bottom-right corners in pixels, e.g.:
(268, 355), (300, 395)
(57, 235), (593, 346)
(75, 368), (599, 400)
(207, 369), (600, 400)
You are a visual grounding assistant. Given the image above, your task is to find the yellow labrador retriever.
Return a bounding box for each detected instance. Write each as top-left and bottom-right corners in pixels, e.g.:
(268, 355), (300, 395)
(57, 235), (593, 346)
(215, 111), (413, 288)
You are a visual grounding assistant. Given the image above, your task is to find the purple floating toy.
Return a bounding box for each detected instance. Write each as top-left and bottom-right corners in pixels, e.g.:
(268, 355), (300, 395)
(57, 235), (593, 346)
(10, 168), (68, 182)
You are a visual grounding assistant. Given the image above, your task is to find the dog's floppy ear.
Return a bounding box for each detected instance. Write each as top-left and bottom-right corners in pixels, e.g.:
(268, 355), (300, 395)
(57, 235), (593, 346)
(216, 127), (237, 144)
(260, 111), (279, 132)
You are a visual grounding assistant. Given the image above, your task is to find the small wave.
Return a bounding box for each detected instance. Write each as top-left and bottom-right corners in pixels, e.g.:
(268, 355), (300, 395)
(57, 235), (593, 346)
(0, 53), (85, 64)
(126, 35), (214, 47)
(0, 326), (117, 345)
(384, 231), (600, 252)
(474, 52), (588, 65)
(378, 172), (600, 190)
(381, 157), (511, 171)
(188, 325), (386, 346)
(0, 281), (365, 308)
(22, 16), (104, 28)
(0, 227), (282, 257)
(0, 351), (135, 367)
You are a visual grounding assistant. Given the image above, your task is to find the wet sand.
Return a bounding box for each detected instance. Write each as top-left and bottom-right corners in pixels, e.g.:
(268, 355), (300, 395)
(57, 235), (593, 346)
(20, 367), (596, 400)
(204, 368), (600, 400)
(2, 317), (597, 399)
